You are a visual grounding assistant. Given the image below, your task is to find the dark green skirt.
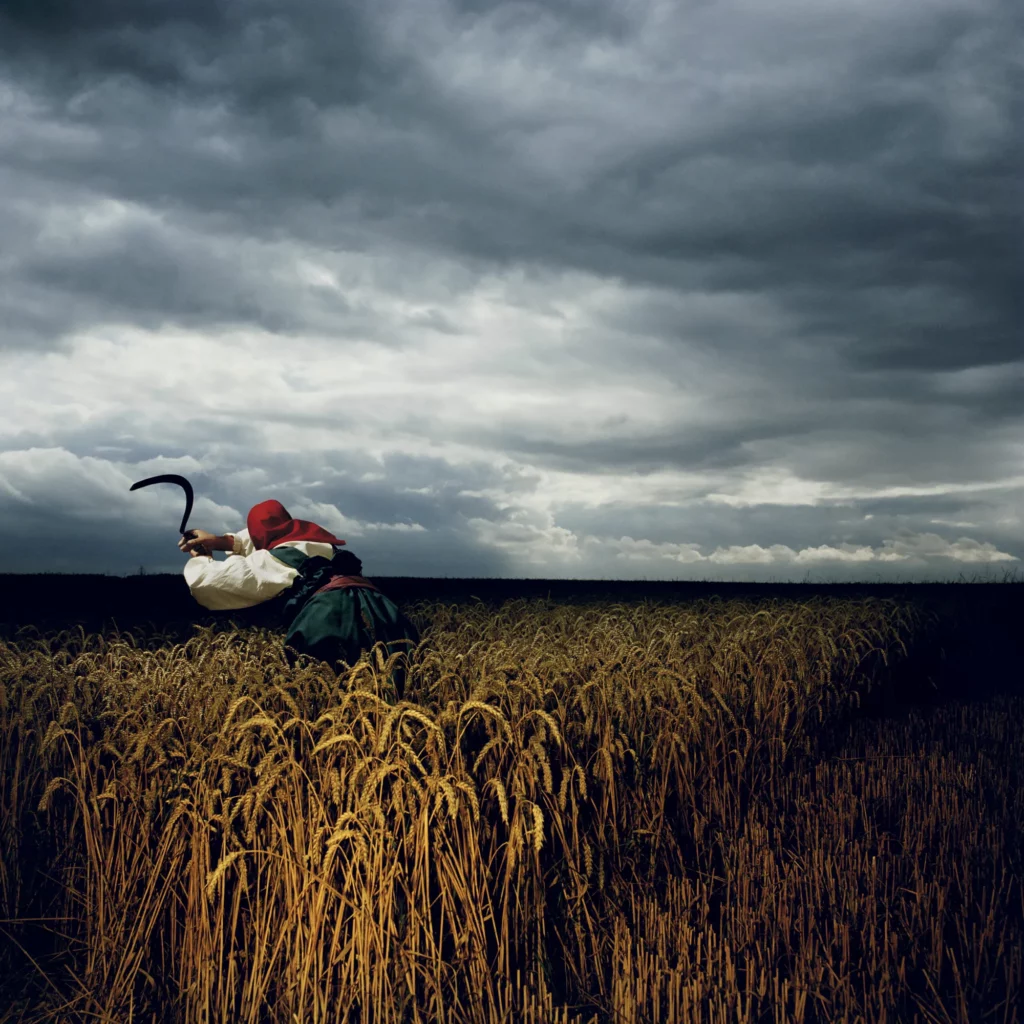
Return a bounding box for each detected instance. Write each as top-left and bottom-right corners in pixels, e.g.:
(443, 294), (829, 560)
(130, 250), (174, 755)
(283, 587), (420, 699)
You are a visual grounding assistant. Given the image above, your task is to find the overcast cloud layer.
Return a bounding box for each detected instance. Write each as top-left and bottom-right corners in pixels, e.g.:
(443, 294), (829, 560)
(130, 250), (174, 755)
(1, 0), (1021, 582)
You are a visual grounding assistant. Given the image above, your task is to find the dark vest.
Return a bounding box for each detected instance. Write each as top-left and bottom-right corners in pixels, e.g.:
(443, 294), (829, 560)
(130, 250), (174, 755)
(268, 546), (380, 626)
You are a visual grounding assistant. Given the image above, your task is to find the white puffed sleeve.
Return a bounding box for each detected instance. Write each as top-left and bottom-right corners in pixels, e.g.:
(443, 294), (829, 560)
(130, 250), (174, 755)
(181, 536), (338, 612)
(183, 548), (299, 610)
(227, 528), (256, 557)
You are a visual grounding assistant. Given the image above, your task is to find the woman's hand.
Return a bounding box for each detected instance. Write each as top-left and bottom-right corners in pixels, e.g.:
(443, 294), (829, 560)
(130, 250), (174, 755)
(179, 529), (220, 556)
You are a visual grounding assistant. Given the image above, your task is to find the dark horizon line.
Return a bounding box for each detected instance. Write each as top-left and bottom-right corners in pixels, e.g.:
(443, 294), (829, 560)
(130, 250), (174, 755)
(3, 570), (1021, 585)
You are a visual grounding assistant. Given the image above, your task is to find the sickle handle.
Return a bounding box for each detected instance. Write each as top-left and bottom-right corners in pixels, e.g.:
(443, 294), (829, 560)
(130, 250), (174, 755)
(183, 528), (210, 557)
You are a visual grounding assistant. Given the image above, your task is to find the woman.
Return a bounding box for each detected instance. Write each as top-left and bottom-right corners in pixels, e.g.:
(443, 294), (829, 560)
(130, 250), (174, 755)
(179, 499), (419, 699)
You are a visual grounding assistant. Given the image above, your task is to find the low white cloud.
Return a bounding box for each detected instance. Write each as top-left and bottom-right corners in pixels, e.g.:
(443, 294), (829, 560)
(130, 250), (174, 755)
(880, 532), (1017, 564)
(468, 513), (585, 568)
(0, 445), (1019, 578)
(602, 536), (706, 565)
(298, 499), (428, 539)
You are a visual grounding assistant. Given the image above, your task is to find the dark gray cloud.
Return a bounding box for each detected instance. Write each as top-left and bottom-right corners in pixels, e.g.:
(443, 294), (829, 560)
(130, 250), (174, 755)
(0, 0), (385, 110)
(0, 0), (1020, 580)
(2, 0), (1017, 360)
(22, 222), (316, 337)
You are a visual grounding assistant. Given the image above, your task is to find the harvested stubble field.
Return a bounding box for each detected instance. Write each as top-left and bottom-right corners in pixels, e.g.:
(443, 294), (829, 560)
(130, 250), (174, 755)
(0, 593), (1021, 1024)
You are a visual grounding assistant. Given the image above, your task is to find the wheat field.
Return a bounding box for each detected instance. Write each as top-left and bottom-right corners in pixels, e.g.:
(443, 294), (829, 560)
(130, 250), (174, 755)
(1, 595), (1020, 1023)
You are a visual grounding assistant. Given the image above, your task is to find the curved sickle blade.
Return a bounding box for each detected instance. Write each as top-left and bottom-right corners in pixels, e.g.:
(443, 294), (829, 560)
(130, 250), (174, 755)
(129, 473), (195, 536)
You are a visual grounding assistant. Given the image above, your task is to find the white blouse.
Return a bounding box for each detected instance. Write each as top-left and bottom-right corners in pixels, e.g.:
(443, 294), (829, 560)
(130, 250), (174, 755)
(182, 527), (337, 611)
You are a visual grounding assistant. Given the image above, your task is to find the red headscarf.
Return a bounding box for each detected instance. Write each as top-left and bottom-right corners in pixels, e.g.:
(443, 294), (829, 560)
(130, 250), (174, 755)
(246, 499), (346, 550)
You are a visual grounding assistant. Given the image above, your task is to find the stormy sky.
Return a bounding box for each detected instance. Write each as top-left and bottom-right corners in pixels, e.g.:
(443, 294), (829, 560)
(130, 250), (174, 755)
(0, 0), (1021, 582)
